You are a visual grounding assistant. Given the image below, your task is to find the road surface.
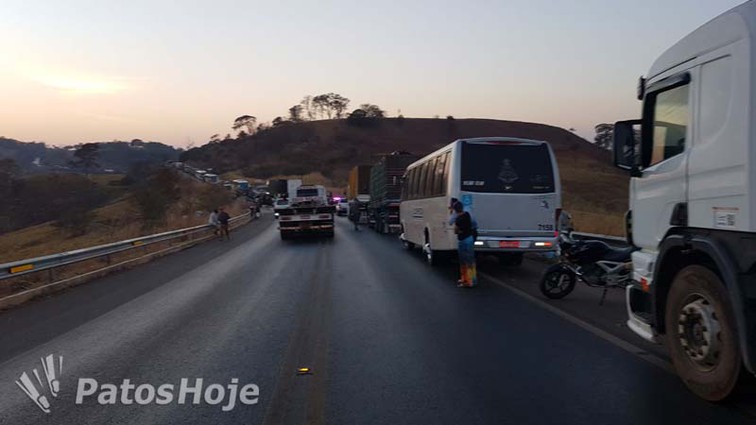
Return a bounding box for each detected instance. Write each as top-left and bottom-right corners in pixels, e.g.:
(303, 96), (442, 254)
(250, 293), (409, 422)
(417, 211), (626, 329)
(0, 214), (753, 424)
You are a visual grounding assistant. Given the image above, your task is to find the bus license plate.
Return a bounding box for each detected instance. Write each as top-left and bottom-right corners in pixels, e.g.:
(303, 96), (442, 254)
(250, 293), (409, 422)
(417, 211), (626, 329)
(499, 241), (519, 248)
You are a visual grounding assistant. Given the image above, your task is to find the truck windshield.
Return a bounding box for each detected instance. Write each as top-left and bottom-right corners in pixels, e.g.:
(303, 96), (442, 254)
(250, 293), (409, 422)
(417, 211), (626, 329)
(460, 142), (555, 194)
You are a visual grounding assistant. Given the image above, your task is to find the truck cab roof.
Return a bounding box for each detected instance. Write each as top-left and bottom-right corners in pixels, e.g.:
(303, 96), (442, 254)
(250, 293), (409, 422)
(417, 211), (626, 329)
(648, 1), (755, 79)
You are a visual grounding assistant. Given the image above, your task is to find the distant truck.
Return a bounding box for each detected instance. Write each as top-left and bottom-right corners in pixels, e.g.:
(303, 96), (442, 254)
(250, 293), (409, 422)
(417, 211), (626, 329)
(369, 152), (419, 234)
(203, 173), (219, 184)
(266, 179), (302, 200)
(278, 185), (335, 239)
(287, 179), (302, 199)
(348, 165), (372, 201)
(268, 179), (287, 197)
(232, 179), (250, 192)
(231, 179), (250, 197)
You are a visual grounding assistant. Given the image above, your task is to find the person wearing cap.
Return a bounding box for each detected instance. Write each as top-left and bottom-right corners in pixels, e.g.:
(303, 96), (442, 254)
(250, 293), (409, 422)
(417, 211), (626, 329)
(451, 201), (477, 287)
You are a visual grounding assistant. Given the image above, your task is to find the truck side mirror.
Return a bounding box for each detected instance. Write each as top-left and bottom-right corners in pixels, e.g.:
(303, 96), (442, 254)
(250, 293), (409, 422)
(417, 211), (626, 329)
(613, 120), (642, 177)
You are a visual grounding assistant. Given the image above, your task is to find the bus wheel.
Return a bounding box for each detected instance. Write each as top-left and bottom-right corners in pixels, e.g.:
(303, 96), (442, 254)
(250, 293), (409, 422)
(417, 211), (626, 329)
(665, 265), (742, 401)
(423, 235), (441, 266)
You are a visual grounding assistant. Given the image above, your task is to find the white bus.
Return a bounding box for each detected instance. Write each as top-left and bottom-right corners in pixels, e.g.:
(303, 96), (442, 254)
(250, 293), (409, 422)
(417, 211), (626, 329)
(399, 137), (561, 266)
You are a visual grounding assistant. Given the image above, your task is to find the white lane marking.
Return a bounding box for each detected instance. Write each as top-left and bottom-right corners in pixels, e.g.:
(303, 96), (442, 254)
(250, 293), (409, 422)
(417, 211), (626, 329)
(479, 271), (674, 373)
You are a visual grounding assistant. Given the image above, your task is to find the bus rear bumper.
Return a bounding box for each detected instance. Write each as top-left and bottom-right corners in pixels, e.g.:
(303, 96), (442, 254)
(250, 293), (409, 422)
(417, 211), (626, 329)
(472, 236), (557, 252)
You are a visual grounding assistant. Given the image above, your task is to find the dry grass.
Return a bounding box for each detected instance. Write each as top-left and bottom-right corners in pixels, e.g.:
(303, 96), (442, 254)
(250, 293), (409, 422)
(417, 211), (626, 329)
(0, 179), (248, 264)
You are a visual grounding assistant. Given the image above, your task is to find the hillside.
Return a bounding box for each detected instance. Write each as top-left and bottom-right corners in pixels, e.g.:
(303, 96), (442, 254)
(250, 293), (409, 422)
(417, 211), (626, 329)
(0, 173), (247, 264)
(0, 137), (181, 174)
(182, 118), (629, 235)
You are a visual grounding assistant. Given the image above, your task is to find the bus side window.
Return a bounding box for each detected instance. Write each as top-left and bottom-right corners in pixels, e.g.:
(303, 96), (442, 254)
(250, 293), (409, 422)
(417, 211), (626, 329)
(417, 161), (429, 199)
(434, 153), (448, 196)
(410, 168), (420, 200)
(427, 156), (439, 197)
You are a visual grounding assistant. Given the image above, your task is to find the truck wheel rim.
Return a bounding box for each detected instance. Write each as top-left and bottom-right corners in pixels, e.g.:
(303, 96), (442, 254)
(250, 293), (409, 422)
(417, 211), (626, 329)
(677, 294), (722, 370)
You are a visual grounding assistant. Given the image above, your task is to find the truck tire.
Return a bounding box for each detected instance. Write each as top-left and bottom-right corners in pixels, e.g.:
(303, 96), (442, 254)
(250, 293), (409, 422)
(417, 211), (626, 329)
(665, 265), (742, 401)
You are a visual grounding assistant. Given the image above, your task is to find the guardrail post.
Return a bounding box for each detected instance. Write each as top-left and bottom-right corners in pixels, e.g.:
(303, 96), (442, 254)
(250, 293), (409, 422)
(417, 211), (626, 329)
(48, 268), (54, 284)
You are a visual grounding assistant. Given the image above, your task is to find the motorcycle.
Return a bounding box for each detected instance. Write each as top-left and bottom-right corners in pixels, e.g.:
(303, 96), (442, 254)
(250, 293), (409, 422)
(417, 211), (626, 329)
(539, 232), (639, 304)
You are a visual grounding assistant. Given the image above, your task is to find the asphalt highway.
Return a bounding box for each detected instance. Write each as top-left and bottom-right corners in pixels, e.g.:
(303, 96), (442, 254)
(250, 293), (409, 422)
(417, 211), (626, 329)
(0, 213), (753, 425)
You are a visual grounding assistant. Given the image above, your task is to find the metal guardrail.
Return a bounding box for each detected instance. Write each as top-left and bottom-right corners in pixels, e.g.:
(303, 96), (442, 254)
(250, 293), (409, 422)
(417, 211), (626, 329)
(0, 214), (248, 281)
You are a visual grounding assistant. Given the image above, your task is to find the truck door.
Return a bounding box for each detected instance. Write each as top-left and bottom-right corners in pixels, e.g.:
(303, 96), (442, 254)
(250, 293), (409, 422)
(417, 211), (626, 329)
(632, 74), (692, 249)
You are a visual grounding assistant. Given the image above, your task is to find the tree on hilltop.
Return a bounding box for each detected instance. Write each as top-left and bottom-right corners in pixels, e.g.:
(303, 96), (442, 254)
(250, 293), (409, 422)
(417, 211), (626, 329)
(70, 143), (100, 176)
(233, 115), (257, 134)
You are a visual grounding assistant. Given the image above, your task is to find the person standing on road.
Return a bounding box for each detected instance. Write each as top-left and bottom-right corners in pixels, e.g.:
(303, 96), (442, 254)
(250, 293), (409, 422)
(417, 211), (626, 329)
(209, 209), (220, 237)
(451, 201), (477, 288)
(217, 207), (231, 240)
(249, 200), (258, 220)
(349, 201), (360, 231)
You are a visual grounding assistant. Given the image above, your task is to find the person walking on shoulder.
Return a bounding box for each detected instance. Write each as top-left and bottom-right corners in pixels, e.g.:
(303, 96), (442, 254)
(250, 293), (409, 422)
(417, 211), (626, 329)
(209, 209), (220, 238)
(451, 201), (477, 288)
(218, 207), (231, 240)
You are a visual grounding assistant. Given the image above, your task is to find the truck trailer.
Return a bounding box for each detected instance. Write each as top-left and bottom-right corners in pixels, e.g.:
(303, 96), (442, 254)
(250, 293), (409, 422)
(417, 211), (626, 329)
(278, 185), (335, 239)
(369, 152), (419, 234)
(347, 166), (372, 201)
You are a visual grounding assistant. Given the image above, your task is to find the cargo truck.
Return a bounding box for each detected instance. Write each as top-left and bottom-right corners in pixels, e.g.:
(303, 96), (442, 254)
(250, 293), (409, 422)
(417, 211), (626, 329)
(347, 166), (372, 201)
(268, 179), (287, 197)
(612, 1), (756, 401)
(369, 152), (419, 234)
(287, 179), (302, 199)
(278, 185), (335, 239)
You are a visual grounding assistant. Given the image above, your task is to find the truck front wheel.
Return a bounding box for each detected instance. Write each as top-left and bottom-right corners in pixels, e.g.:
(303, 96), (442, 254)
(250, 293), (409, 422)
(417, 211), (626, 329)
(665, 265), (742, 401)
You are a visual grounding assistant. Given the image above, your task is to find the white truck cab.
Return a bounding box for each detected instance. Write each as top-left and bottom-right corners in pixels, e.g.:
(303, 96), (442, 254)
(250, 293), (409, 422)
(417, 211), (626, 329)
(613, 0), (756, 401)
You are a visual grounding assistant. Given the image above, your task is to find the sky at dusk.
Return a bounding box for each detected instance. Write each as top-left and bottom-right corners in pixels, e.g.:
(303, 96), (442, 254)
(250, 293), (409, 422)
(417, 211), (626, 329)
(0, 0), (747, 147)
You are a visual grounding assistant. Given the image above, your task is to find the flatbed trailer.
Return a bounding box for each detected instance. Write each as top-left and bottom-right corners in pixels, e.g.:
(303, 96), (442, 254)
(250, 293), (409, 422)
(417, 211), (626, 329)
(278, 186), (334, 239)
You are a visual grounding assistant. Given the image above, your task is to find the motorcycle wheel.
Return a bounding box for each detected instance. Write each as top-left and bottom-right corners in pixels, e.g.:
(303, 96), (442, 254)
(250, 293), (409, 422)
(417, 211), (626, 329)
(540, 264), (577, 299)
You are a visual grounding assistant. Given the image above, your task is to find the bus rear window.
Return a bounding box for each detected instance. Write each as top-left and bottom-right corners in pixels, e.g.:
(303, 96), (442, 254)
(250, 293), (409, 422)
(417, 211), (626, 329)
(460, 142), (555, 193)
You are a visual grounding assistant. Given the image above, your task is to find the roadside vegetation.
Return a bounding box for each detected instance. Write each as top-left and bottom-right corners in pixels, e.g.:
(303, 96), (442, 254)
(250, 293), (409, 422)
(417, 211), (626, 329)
(0, 165), (245, 264)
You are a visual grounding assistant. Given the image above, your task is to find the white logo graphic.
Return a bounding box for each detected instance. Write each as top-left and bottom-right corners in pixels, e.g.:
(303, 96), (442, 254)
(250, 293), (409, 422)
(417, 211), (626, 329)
(497, 159), (519, 184)
(15, 354), (63, 414)
(14, 354), (259, 414)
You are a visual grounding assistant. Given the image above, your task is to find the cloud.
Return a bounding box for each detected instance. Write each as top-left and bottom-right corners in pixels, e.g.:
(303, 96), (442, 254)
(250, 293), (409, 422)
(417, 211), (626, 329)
(35, 74), (129, 95)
